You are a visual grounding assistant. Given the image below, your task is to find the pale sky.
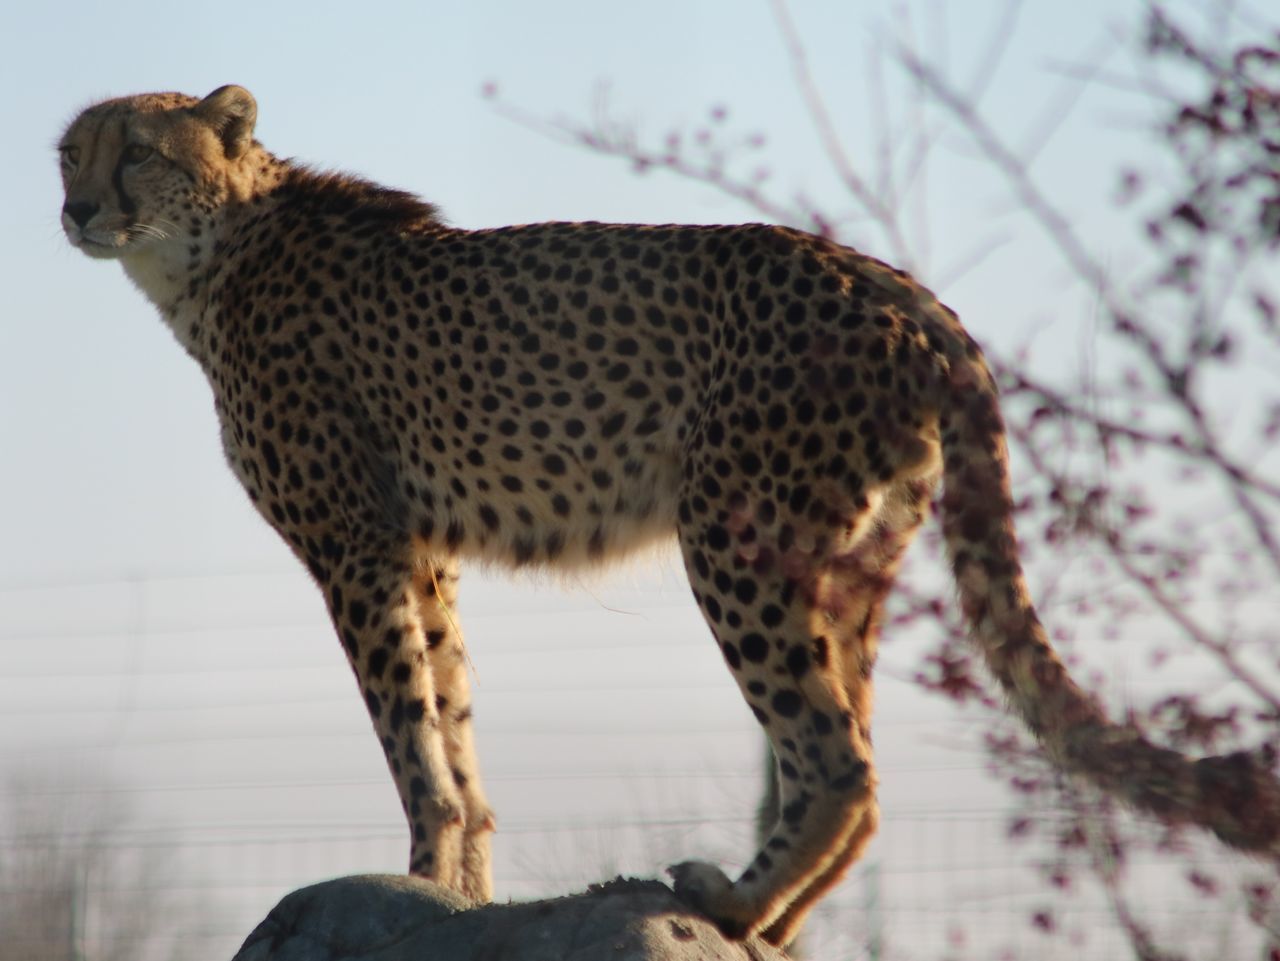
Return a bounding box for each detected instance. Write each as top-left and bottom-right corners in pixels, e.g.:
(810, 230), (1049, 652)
(2, 2), (1274, 958)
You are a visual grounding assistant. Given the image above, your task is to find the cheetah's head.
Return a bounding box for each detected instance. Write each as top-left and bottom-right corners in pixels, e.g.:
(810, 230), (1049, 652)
(58, 85), (259, 260)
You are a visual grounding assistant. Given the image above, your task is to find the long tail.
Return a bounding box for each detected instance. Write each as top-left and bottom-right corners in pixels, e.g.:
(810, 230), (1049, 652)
(934, 338), (1280, 857)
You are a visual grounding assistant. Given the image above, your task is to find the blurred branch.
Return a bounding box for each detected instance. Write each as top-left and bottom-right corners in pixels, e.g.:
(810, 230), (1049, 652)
(897, 28), (1280, 587)
(769, 0), (915, 266)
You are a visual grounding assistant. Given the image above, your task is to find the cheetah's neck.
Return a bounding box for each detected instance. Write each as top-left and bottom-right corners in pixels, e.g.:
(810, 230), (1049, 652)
(120, 239), (210, 359)
(122, 148), (289, 361)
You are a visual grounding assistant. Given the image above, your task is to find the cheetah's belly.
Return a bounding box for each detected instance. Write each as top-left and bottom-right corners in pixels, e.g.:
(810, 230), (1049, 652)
(402, 436), (684, 570)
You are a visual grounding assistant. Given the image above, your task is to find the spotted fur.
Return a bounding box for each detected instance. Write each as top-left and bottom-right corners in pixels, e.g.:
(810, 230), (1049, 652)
(59, 85), (1280, 945)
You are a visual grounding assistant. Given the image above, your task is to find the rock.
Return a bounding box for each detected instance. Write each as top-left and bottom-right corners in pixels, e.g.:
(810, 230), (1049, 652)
(232, 874), (791, 961)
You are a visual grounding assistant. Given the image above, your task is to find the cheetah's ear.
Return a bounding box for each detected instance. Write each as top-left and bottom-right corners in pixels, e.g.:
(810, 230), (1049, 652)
(194, 85), (257, 160)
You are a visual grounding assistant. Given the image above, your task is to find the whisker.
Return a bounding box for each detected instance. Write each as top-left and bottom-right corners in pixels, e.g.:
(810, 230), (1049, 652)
(128, 223), (171, 241)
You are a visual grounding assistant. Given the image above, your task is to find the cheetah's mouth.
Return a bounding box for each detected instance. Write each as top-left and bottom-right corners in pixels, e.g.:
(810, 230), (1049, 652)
(64, 224), (136, 259)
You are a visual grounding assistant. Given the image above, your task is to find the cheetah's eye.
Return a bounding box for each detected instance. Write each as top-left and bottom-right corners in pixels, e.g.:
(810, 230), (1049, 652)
(59, 145), (80, 169)
(122, 143), (154, 165)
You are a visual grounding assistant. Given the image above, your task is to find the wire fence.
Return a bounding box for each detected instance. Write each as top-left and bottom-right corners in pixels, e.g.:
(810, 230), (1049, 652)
(0, 806), (1265, 961)
(0, 568), (1272, 960)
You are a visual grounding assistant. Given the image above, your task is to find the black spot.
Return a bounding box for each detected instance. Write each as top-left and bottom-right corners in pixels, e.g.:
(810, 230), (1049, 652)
(349, 600), (369, 629)
(740, 633), (768, 663)
(782, 797), (808, 824)
(785, 645), (811, 679)
(771, 690), (803, 718)
(761, 604), (785, 628)
(601, 411), (627, 438)
(514, 537), (537, 565)
(545, 531), (565, 559)
(261, 441), (281, 477)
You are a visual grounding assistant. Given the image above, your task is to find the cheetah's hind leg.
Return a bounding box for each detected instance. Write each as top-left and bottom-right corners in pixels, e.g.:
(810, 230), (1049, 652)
(667, 489), (879, 939)
(668, 469), (930, 943)
(758, 477), (931, 946)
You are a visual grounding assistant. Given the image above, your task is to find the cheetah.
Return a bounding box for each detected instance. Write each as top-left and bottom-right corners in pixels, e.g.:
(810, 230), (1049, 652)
(58, 85), (1280, 944)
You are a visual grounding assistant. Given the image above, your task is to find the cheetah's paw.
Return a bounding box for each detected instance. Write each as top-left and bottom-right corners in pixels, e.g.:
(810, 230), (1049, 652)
(667, 860), (756, 940)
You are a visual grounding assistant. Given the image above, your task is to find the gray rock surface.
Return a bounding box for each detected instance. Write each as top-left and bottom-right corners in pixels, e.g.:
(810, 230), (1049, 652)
(232, 874), (792, 961)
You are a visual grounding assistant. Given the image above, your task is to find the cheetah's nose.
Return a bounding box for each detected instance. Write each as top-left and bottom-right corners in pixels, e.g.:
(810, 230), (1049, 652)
(63, 201), (99, 229)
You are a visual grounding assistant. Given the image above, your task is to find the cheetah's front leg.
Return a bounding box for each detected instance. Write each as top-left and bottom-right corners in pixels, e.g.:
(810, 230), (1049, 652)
(411, 557), (495, 902)
(318, 544), (469, 891)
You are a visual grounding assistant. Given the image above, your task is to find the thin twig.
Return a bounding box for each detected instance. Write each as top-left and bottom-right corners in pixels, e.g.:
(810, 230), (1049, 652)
(770, 0), (915, 265)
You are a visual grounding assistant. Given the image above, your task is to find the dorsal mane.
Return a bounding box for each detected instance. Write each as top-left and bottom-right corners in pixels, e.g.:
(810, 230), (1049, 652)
(277, 165), (443, 230)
